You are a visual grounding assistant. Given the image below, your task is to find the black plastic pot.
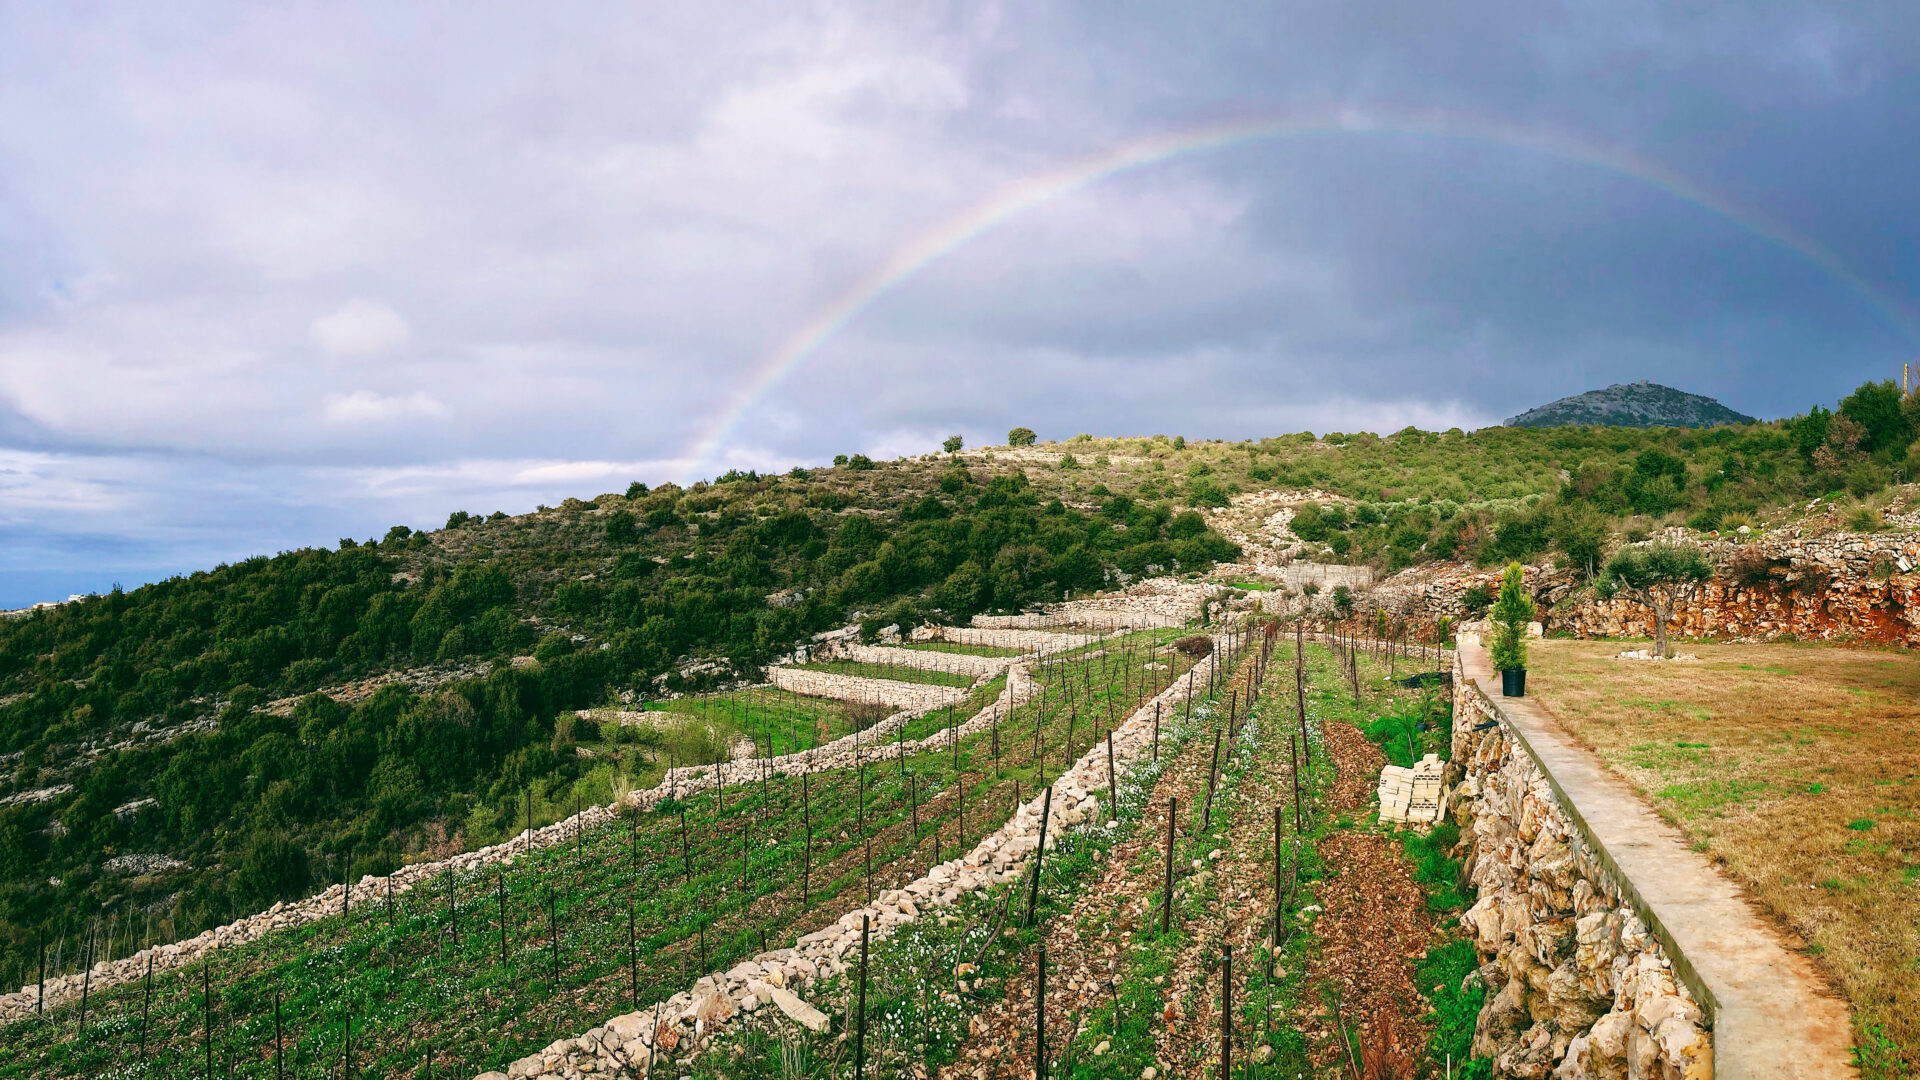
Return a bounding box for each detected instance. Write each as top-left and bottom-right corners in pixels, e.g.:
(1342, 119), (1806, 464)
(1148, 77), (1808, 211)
(1501, 668), (1527, 697)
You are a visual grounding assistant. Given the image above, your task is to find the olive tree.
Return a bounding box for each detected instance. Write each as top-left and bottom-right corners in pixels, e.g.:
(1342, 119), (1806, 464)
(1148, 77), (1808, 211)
(1007, 427), (1037, 447)
(1597, 541), (1715, 657)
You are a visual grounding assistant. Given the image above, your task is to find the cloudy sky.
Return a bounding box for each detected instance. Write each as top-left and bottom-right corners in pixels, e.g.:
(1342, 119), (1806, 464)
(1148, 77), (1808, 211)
(2, 2), (1917, 606)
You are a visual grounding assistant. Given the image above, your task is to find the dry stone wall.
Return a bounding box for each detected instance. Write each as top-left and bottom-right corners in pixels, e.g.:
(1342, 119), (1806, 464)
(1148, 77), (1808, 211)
(819, 641), (1016, 680)
(1450, 657), (1712, 1079)
(475, 632), (1244, 1080)
(765, 666), (970, 709)
(922, 625), (1100, 651)
(1367, 528), (1920, 648)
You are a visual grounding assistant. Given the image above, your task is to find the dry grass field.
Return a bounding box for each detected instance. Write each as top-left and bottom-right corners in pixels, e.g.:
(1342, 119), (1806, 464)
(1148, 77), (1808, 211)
(1527, 638), (1920, 1076)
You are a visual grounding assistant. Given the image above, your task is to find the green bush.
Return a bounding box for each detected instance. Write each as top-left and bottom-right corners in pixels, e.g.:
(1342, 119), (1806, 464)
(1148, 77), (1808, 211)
(1488, 562), (1533, 671)
(1007, 426), (1037, 446)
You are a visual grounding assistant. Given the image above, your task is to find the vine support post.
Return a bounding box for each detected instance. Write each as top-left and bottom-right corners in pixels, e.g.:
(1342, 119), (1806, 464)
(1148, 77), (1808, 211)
(854, 914), (871, 1080)
(1161, 796), (1177, 934)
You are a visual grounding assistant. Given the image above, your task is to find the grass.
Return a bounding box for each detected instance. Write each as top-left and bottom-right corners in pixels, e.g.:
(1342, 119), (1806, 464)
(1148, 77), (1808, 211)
(1528, 638), (1920, 1079)
(627, 686), (869, 759)
(895, 641), (1031, 658)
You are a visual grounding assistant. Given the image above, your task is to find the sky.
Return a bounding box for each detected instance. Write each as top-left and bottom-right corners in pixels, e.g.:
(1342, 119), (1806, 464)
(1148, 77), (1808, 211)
(2, 2), (1918, 607)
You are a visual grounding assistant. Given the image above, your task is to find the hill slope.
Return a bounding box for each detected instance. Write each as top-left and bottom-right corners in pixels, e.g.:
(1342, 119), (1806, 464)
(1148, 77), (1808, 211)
(1504, 380), (1757, 428)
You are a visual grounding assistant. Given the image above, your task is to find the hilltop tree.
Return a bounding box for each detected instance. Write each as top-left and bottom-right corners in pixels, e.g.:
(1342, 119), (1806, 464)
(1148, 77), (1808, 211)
(943, 434), (963, 453)
(1598, 540), (1715, 657)
(1007, 427), (1037, 447)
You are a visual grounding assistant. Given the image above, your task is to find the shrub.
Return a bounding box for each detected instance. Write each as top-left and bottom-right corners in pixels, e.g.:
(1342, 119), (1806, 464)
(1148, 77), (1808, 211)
(1007, 427), (1037, 446)
(943, 434), (963, 453)
(1488, 562), (1534, 671)
(846, 454), (875, 470)
(1460, 582), (1492, 616)
(625, 480), (649, 498)
(1172, 634), (1214, 659)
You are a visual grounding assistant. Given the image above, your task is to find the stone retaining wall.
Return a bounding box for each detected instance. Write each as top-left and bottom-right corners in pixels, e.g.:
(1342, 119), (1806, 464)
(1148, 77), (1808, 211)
(1450, 655), (1712, 1078)
(820, 641), (1016, 680)
(923, 626), (1100, 651)
(477, 632), (1247, 1080)
(765, 667), (971, 709)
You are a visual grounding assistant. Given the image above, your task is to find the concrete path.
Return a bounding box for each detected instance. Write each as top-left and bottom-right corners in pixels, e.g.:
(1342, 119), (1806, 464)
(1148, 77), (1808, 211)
(1460, 639), (1855, 1079)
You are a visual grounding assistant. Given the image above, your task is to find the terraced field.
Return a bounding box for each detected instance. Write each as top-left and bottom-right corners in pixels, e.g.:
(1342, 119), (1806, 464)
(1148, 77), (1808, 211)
(0, 626), (1202, 1078)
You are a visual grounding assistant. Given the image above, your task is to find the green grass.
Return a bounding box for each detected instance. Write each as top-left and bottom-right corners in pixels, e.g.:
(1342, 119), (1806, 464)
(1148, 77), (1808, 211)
(635, 686), (863, 759)
(896, 641), (1030, 658)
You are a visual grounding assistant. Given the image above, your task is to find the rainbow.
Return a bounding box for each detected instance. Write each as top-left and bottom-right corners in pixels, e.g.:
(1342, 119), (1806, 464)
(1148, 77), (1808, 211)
(680, 105), (1917, 480)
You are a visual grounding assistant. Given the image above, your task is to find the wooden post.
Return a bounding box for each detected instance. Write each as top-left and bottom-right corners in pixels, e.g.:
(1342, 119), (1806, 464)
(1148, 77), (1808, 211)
(629, 903), (639, 1008)
(1025, 786), (1053, 926)
(548, 888), (559, 983)
(680, 809), (691, 883)
(203, 964), (213, 1080)
(1036, 944), (1049, 1080)
(1161, 796), (1177, 934)
(1202, 728), (1222, 831)
(499, 871), (508, 965)
(35, 929), (42, 1019)
(77, 930), (91, 1033)
(1152, 700), (1161, 762)
(854, 914), (871, 1080)
(801, 771), (812, 903)
(274, 989), (284, 1080)
(1220, 945), (1232, 1080)
(139, 951), (153, 1061)
(1105, 732), (1117, 821)
(344, 1009), (353, 1080)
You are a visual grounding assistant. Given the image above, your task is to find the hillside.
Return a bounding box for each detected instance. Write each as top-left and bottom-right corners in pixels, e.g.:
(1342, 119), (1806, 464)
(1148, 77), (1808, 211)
(3, 374), (1915, 1021)
(1504, 380), (1758, 428)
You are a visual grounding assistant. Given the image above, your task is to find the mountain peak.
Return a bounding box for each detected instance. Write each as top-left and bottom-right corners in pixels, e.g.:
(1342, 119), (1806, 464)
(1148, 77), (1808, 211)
(1504, 381), (1757, 429)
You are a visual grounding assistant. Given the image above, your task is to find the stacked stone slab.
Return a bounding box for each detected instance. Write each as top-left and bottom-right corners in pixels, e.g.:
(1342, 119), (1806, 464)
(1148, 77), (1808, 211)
(1450, 655), (1711, 1078)
(473, 631), (1247, 1080)
(1376, 754), (1445, 829)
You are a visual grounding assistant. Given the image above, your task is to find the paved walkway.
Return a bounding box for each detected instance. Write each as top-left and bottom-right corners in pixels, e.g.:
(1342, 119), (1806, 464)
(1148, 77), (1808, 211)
(1460, 639), (1855, 1080)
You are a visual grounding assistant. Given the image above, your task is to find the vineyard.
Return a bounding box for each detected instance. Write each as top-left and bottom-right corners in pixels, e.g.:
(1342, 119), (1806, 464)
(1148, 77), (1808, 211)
(0, 624), (1227, 1078)
(672, 629), (1477, 1078)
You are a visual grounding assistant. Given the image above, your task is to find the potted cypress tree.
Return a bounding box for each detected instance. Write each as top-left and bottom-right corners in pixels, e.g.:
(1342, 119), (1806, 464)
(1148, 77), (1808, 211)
(1489, 561), (1535, 696)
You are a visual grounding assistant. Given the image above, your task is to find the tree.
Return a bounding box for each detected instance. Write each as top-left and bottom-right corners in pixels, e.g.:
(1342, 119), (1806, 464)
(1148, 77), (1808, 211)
(1839, 380), (1911, 454)
(1007, 427), (1037, 447)
(1598, 541), (1714, 658)
(1488, 562), (1534, 672)
(604, 509), (638, 545)
(943, 434), (964, 454)
(625, 480), (649, 499)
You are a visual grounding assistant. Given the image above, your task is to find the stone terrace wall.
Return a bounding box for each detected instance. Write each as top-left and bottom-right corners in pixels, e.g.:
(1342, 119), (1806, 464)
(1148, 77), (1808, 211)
(1450, 657), (1712, 1078)
(765, 667), (970, 710)
(820, 641), (1015, 680)
(1370, 529), (1920, 648)
(924, 626), (1101, 652)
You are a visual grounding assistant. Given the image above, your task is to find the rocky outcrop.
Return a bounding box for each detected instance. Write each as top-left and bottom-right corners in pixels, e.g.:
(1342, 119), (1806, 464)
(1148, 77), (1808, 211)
(1450, 658), (1711, 1079)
